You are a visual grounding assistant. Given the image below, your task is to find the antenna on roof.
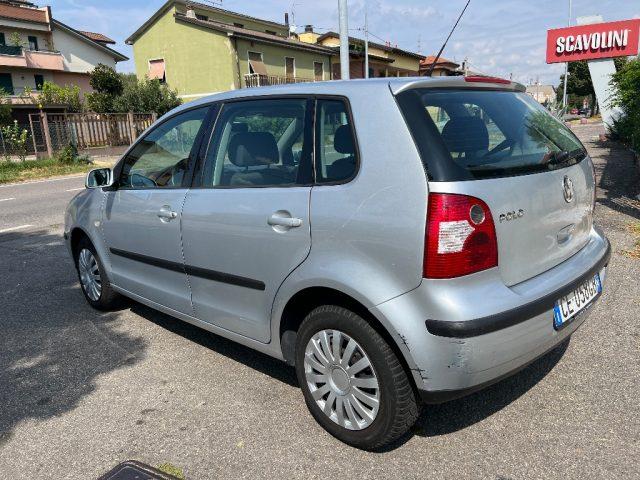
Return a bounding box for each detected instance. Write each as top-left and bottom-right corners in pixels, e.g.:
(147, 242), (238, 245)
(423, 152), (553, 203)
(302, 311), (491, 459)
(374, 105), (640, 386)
(426, 0), (471, 77)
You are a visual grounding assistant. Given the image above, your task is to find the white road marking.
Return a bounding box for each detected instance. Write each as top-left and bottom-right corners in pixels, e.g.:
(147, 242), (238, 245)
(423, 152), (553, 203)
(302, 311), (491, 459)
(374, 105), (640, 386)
(0, 197), (16, 202)
(0, 174), (84, 188)
(65, 187), (85, 192)
(0, 224), (33, 233)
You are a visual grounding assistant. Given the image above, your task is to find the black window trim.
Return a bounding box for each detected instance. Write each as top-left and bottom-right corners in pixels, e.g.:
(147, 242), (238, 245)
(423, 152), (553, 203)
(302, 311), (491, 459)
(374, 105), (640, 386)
(110, 104), (215, 191)
(189, 93), (360, 190)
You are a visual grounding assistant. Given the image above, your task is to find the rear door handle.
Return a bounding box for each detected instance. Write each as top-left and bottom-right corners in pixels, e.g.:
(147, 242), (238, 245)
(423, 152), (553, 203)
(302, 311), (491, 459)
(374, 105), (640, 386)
(157, 205), (178, 222)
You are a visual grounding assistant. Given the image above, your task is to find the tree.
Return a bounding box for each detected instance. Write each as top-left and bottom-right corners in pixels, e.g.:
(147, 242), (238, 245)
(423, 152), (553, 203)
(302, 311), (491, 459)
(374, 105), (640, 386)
(557, 57), (628, 112)
(89, 64), (124, 96)
(87, 66), (181, 115)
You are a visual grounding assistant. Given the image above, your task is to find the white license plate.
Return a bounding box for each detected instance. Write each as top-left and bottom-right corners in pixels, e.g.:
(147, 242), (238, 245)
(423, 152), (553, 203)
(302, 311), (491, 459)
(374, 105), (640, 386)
(553, 274), (602, 329)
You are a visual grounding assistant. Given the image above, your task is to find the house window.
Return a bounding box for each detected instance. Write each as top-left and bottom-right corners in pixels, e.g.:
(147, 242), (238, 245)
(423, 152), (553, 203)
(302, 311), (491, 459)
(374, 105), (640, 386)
(148, 58), (166, 83)
(195, 14), (208, 21)
(248, 51), (266, 75)
(234, 23), (244, 28)
(34, 74), (44, 90)
(265, 30), (277, 35)
(314, 61), (324, 81)
(28, 35), (38, 51)
(0, 33), (5, 46)
(285, 57), (295, 78)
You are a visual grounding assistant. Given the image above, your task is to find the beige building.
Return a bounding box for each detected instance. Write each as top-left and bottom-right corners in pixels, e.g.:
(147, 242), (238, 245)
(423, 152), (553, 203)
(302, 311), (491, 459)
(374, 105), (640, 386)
(526, 84), (556, 105)
(299, 27), (424, 78)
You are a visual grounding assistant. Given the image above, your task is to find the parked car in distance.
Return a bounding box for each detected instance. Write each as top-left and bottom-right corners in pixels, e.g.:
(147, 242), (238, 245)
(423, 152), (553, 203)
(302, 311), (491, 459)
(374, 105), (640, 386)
(65, 76), (610, 450)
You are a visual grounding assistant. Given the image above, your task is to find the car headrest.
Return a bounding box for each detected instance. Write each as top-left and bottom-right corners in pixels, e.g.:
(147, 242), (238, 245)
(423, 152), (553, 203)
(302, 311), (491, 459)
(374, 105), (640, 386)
(441, 116), (489, 154)
(334, 124), (355, 154)
(228, 132), (279, 167)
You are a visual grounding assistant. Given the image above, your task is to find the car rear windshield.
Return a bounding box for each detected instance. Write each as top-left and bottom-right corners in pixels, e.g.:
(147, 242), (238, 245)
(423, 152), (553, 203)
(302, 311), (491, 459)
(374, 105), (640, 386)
(396, 88), (587, 181)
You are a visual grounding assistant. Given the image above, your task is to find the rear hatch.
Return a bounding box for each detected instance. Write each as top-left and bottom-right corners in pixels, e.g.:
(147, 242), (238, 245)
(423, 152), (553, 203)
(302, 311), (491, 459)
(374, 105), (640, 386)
(396, 81), (594, 286)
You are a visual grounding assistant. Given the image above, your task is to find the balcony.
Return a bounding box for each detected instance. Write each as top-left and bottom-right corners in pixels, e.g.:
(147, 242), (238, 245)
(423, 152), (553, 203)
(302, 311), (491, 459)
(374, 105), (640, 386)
(0, 46), (64, 71)
(244, 73), (314, 88)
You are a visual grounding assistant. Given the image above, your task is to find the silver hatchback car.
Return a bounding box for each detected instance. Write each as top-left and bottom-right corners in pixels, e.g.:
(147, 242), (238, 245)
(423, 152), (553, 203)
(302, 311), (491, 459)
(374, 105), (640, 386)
(65, 76), (610, 449)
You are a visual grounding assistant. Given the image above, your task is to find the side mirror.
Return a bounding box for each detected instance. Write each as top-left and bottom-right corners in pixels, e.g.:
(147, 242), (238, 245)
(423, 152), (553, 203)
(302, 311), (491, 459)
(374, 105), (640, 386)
(86, 168), (114, 189)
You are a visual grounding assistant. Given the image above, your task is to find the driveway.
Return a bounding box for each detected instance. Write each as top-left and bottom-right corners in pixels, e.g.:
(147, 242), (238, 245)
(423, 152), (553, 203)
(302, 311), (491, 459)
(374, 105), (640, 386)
(0, 124), (638, 479)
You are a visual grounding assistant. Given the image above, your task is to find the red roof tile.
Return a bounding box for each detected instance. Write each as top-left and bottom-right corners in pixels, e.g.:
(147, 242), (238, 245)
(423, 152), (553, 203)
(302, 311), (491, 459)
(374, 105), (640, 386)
(420, 56), (459, 67)
(0, 3), (47, 24)
(78, 31), (116, 44)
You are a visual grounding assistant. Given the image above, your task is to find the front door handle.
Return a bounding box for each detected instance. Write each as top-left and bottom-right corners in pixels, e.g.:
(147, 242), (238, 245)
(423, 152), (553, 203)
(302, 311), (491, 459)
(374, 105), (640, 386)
(157, 205), (178, 222)
(268, 212), (302, 230)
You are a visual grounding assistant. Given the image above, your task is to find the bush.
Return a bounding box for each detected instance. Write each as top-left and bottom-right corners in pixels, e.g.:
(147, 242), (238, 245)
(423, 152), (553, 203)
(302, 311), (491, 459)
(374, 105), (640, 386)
(55, 143), (91, 165)
(38, 82), (83, 112)
(610, 58), (640, 151)
(1, 120), (28, 161)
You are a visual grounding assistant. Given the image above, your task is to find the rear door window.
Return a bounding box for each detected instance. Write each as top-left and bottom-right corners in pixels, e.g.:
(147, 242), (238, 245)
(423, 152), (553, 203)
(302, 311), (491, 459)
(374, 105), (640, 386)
(397, 89), (586, 180)
(315, 99), (357, 183)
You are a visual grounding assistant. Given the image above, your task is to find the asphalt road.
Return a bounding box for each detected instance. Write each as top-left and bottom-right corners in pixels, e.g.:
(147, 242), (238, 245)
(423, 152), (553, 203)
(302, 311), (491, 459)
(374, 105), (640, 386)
(0, 124), (638, 479)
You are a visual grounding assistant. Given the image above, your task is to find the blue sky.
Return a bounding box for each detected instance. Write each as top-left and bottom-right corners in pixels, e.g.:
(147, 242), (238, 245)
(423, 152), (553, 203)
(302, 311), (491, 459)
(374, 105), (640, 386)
(48, 0), (639, 86)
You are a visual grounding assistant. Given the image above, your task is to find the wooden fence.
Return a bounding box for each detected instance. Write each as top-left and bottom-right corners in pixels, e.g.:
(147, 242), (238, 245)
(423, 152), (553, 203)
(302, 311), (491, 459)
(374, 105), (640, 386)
(28, 112), (156, 157)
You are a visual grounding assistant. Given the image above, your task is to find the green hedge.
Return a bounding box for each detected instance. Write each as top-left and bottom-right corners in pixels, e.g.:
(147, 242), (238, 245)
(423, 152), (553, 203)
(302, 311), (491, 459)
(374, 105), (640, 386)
(610, 58), (640, 152)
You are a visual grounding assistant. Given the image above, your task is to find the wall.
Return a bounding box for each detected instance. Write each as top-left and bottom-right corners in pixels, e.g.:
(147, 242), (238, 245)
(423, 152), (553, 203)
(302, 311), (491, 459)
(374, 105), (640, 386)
(132, 7), (237, 98)
(52, 26), (117, 73)
(52, 71), (92, 96)
(236, 39), (330, 85)
(0, 28), (52, 51)
(4, 68), (53, 93)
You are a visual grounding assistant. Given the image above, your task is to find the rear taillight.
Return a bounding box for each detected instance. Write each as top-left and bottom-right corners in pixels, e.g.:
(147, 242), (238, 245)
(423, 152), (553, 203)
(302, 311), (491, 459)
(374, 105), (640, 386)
(424, 193), (498, 279)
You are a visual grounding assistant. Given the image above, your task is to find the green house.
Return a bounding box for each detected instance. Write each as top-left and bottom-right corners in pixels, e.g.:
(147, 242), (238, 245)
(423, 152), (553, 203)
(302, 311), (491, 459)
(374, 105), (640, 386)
(126, 0), (336, 101)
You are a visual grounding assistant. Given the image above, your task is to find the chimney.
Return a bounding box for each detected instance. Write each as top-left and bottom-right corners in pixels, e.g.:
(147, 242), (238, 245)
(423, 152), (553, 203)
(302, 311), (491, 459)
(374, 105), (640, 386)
(284, 13), (289, 26)
(304, 25), (313, 33)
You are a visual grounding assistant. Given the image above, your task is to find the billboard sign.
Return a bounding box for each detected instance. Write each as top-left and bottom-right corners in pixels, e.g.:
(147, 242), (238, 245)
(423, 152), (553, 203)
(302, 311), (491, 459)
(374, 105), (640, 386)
(546, 19), (640, 64)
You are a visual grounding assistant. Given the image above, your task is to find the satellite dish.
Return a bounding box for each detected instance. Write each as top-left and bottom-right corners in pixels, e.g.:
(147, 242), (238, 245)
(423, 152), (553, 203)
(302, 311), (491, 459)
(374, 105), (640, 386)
(289, 24), (297, 34)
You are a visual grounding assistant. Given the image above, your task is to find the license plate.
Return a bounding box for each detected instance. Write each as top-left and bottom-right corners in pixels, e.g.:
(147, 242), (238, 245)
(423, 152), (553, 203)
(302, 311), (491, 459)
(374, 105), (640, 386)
(553, 273), (602, 329)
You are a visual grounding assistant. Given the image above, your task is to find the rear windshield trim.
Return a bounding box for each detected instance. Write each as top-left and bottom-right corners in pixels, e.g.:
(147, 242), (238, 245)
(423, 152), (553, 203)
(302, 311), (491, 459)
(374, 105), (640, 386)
(395, 88), (587, 182)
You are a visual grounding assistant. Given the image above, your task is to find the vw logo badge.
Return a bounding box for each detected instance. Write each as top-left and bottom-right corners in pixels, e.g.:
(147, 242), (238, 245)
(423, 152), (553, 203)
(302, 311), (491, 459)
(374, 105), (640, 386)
(563, 175), (574, 203)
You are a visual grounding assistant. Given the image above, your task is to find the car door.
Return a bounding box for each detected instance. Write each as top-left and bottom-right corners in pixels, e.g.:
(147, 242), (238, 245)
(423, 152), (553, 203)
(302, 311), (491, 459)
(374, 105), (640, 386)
(102, 106), (211, 314)
(180, 98), (314, 343)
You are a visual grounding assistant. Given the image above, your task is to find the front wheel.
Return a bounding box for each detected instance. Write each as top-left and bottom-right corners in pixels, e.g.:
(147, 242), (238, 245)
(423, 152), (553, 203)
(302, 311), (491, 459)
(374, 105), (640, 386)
(75, 237), (122, 310)
(295, 305), (419, 450)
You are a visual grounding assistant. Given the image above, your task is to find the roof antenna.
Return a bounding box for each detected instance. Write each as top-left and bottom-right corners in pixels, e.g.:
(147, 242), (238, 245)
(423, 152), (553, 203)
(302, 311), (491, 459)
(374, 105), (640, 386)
(426, 0), (471, 77)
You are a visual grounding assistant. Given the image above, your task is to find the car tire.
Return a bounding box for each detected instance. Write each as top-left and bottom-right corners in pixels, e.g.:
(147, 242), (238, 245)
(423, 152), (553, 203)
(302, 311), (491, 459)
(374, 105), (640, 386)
(75, 237), (122, 311)
(295, 305), (419, 450)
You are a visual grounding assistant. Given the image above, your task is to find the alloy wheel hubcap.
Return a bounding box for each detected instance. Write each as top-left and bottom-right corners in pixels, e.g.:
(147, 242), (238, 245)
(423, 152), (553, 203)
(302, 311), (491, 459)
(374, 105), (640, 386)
(304, 329), (380, 430)
(78, 248), (102, 301)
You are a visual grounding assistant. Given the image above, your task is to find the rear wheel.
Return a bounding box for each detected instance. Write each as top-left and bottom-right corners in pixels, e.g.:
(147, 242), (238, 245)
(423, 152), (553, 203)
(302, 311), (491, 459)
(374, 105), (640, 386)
(295, 305), (419, 450)
(75, 237), (122, 310)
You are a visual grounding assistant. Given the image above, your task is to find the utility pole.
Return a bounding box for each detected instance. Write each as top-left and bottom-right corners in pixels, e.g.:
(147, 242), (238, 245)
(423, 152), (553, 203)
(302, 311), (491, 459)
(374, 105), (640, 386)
(339, 0), (350, 80)
(562, 0), (572, 111)
(364, 3), (369, 78)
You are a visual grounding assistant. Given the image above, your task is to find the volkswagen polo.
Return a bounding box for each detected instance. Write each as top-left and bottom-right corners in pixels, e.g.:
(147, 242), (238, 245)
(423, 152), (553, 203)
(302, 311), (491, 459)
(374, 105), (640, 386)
(65, 76), (610, 449)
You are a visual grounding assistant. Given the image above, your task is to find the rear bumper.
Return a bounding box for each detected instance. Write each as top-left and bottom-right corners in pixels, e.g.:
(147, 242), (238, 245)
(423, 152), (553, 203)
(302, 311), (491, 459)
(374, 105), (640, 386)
(370, 227), (610, 401)
(424, 240), (610, 338)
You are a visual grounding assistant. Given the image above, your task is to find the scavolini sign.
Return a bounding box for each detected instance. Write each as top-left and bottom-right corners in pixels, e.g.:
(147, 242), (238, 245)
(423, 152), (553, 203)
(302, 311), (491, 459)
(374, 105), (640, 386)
(546, 19), (640, 64)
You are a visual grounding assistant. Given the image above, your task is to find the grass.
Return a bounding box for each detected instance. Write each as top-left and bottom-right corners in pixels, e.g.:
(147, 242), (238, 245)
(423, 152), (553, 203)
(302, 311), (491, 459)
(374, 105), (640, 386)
(156, 463), (185, 479)
(0, 157), (100, 185)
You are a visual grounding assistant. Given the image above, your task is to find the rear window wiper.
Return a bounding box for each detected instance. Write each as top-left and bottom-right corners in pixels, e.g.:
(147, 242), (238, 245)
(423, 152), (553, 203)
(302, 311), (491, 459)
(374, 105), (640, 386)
(544, 149), (586, 167)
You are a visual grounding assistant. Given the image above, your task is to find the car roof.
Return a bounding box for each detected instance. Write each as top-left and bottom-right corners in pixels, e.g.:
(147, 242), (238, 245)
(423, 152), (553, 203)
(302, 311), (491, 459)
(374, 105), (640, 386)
(166, 76), (525, 119)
